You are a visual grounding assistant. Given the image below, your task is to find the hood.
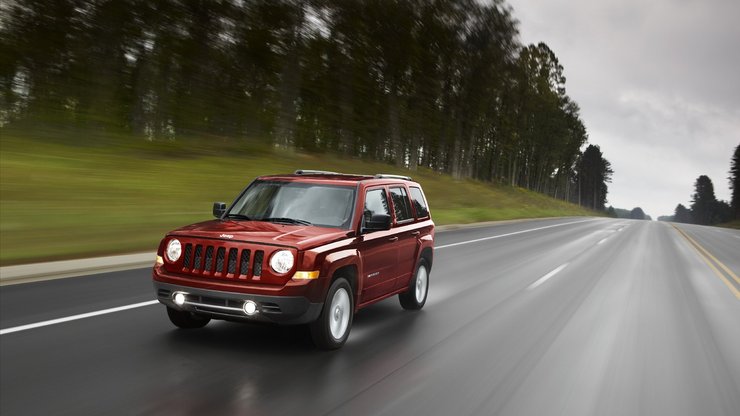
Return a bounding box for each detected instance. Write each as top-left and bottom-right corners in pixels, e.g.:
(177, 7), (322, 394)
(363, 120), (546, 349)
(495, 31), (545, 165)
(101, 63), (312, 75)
(168, 219), (351, 250)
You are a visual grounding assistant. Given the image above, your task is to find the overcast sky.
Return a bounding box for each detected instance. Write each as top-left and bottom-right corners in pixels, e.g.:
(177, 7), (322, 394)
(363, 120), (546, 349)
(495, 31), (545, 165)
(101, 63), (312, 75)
(508, 0), (739, 218)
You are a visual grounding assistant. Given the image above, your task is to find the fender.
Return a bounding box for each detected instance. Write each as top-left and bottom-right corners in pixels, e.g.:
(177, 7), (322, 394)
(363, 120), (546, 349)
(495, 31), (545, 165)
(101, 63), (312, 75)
(404, 226), (434, 288)
(321, 248), (364, 307)
(416, 234), (434, 268)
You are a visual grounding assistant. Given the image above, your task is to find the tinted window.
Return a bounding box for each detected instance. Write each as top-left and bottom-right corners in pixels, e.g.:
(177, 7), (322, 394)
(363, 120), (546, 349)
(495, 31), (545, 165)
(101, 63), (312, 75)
(364, 188), (390, 222)
(409, 186), (429, 218)
(390, 187), (413, 222)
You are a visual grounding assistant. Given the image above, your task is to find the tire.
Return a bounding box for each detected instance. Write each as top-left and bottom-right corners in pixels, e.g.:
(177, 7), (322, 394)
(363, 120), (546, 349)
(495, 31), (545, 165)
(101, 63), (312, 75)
(310, 278), (354, 350)
(399, 259), (429, 310)
(166, 307), (211, 329)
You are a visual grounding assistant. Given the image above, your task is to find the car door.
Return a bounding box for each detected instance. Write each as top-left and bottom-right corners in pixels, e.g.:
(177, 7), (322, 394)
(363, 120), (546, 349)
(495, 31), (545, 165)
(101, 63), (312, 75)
(388, 185), (420, 290)
(359, 186), (400, 303)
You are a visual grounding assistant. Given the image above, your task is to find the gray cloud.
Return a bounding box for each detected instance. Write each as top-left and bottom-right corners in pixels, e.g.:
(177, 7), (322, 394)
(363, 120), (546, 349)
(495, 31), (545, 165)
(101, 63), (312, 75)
(509, 0), (739, 217)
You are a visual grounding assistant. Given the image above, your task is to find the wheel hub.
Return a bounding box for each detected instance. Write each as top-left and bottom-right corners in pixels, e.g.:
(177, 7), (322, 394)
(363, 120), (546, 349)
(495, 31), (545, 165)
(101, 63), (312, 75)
(328, 287), (350, 340)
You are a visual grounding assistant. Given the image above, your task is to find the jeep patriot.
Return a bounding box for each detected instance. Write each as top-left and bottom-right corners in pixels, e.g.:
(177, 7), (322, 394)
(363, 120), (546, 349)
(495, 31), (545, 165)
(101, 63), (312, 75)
(153, 170), (435, 349)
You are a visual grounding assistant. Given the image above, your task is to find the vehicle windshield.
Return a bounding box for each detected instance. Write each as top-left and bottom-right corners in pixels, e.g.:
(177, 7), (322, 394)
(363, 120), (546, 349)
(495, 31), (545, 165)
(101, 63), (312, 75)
(226, 181), (356, 229)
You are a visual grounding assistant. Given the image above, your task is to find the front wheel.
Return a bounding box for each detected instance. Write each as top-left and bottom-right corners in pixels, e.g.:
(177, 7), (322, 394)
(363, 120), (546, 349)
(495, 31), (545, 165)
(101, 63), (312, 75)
(166, 307), (210, 329)
(310, 278), (354, 350)
(399, 259), (429, 310)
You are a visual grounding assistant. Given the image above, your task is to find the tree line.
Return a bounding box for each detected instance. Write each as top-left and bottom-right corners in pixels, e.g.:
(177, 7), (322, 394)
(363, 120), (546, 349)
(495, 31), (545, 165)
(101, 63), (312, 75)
(661, 144), (739, 225)
(0, 0), (613, 209)
(608, 206), (651, 221)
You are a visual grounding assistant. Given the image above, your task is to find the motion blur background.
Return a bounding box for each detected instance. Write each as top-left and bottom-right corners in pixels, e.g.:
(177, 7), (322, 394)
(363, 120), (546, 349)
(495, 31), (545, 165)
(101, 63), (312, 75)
(1, 0), (613, 265)
(0, 0), (737, 266)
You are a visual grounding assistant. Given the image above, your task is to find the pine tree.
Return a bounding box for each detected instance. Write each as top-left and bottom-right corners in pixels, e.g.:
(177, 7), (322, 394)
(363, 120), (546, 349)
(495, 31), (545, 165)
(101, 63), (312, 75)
(730, 144), (740, 219)
(690, 175), (718, 225)
(674, 204), (691, 223)
(577, 145), (613, 210)
(630, 207), (646, 220)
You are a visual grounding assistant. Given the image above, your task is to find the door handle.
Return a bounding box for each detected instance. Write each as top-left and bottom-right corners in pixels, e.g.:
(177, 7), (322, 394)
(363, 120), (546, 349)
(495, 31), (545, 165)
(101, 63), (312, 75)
(388, 236), (399, 242)
(411, 231), (420, 236)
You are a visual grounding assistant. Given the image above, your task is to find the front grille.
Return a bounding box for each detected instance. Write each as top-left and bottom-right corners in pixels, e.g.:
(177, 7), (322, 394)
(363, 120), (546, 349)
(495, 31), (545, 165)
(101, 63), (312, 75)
(254, 251), (264, 276)
(182, 244), (192, 268)
(240, 250), (251, 276)
(193, 245), (203, 270)
(177, 242), (268, 281)
(227, 248), (237, 274)
(215, 247), (225, 273)
(204, 246), (214, 271)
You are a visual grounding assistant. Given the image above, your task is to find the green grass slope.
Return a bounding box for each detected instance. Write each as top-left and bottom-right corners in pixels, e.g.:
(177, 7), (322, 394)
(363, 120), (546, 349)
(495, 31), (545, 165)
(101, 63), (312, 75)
(718, 220), (740, 229)
(0, 133), (597, 265)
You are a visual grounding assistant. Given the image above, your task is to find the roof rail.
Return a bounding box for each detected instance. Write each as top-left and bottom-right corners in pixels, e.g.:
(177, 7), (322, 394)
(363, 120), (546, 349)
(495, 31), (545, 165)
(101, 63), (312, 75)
(294, 169), (340, 175)
(374, 174), (413, 181)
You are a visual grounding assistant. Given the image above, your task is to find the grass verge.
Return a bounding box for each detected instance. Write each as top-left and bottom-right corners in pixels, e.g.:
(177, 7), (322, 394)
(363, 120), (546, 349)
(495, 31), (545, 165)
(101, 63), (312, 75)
(1, 132), (598, 265)
(717, 220), (740, 230)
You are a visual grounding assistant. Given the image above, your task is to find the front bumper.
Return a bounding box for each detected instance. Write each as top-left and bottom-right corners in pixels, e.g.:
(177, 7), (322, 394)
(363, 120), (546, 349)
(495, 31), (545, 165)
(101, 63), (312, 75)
(154, 281), (323, 325)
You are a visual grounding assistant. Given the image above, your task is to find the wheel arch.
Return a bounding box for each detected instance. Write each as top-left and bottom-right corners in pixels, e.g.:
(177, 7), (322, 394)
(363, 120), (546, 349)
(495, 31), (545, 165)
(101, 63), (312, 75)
(419, 246), (433, 271)
(321, 249), (362, 308)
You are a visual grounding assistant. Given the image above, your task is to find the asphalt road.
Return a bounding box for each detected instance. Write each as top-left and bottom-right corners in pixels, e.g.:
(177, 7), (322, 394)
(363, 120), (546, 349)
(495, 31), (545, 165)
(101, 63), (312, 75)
(1, 217), (739, 415)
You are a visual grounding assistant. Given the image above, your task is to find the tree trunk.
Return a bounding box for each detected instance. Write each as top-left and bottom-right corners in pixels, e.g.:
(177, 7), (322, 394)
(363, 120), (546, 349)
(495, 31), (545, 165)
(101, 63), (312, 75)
(409, 134), (420, 170)
(388, 89), (404, 166)
(338, 55), (354, 154)
(274, 5), (305, 148)
(274, 47), (301, 148)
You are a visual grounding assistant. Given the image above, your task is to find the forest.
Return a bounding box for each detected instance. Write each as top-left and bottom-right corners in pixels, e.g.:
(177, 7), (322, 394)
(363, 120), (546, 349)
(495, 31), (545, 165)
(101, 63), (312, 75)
(660, 144), (739, 226)
(0, 0), (613, 209)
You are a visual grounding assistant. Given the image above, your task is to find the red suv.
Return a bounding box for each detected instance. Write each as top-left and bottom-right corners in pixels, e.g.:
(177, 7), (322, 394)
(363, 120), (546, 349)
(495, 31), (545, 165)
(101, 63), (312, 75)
(153, 170), (434, 349)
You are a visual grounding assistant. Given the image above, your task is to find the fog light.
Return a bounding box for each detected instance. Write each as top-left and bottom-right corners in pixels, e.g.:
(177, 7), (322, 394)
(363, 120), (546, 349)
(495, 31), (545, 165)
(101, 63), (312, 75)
(173, 292), (186, 306)
(243, 300), (258, 316)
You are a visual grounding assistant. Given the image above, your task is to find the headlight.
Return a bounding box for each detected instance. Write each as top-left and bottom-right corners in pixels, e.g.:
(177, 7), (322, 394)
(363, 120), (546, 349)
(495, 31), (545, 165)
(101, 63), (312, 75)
(270, 250), (294, 274)
(166, 239), (181, 262)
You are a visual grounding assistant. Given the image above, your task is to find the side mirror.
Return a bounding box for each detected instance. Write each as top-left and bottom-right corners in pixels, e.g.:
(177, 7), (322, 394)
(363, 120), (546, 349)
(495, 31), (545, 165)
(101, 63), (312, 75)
(213, 202), (227, 218)
(364, 214), (392, 232)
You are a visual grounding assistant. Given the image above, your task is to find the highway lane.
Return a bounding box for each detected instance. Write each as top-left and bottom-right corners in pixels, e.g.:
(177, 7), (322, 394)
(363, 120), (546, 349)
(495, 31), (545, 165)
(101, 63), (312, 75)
(1, 218), (739, 415)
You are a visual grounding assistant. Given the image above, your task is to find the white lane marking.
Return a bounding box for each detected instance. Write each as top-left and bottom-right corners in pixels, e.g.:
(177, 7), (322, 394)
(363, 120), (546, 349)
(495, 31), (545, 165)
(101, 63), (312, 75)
(0, 300), (159, 336)
(435, 219), (596, 250)
(1, 219), (600, 336)
(528, 263), (569, 290)
(597, 237), (609, 245)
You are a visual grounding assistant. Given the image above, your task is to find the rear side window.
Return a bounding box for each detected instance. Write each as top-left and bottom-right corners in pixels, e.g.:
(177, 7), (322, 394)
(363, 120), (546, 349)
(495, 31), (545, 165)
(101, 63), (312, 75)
(389, 187), (413, 222)
(409, 186), (429, 218)
(364, 188), (390, 220)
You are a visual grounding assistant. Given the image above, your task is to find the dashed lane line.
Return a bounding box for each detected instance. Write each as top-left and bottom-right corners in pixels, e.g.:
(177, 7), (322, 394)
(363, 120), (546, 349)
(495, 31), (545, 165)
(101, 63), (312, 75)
(528, 263), (569, 290)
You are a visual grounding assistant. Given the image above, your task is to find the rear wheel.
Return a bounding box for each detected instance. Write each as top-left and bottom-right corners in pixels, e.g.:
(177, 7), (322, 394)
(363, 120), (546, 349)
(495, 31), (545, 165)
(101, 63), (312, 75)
(166, 307), (210, 329)
(399, 259), (429, 310)
(310, 278), (354, 350)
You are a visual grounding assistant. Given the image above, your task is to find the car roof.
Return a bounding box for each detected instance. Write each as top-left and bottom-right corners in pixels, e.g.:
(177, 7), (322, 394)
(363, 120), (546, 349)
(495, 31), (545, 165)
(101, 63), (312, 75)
(257, 171), (418, 186)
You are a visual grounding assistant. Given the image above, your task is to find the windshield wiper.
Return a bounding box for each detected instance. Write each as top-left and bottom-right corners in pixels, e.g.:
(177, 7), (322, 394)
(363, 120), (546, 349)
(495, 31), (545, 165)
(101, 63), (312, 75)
(259, 217), (312, 226)
(224, 214), (252, 221)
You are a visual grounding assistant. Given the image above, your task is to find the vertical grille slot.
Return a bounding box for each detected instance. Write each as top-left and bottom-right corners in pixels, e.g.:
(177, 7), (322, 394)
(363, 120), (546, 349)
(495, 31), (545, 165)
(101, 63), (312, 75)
(215, 247), (225, 273)
(193, 245), (203, 270)
(227, 248), (237, 274)
(182, 243), (192, 269)
(254, 250), (264, 276)
(204, 246), (214, 272)
(240, 250), (251, 276)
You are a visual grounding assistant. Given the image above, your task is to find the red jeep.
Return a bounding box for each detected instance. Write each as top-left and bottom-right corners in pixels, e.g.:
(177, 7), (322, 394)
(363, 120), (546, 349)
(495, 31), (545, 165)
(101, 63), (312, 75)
(153, 170), (434, 349)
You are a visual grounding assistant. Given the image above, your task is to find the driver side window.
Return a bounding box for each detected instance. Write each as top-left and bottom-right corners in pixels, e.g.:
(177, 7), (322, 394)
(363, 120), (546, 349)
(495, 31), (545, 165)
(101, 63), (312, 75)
(364, 188), (390, 221)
